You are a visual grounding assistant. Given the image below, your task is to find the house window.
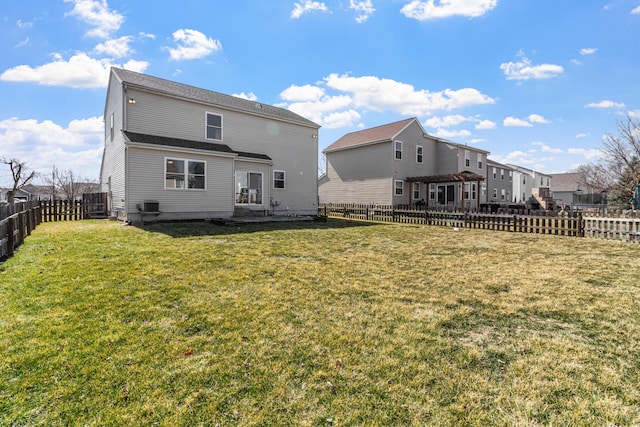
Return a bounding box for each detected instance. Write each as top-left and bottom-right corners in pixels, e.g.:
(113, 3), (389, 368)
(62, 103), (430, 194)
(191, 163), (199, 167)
(464, 183), (470, 200)
(492, 167), (497, 179)
(501, 189), (506, 201)
(416, 145), (423, 163)
(481, 183), (486, 197)
(109, 112), (114, 141)
(478, 154), (483, 170)
(429, 183), (436, 200)
(465, 150), (470, 167)
(395, 141), (402, 160)
(273, 170), (285, 189)
(412, 182), (420, 199)
(472, 183), (477, 200)
(493, 188), (498, 199)
(501, 169), (505, 180)
(523, 176), (526, 184)
(509, 171), (513, 181)
(206, 112), (222, 141)
(165, 158), (205, 190)
(394, 180), (403, 196)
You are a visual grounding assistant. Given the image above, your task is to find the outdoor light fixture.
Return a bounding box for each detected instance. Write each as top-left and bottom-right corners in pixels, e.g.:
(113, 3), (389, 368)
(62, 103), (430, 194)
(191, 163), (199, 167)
(128, 98), (136, 104)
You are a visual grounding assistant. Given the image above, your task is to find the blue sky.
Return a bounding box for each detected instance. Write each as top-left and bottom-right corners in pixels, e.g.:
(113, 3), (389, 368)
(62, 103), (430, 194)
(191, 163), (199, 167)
(1, 0), (639, 187)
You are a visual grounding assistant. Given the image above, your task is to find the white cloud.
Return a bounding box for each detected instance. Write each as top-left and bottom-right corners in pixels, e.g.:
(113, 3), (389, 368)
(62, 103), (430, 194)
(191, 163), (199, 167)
(0, 116), (104, 182)
(167, 29), (222, 61)
(0, 53), (148, 88)
(94, 36), (133, 57)
(632, 5), (640, 14)
(433, 128), (471, 138)
(139, 32), (156, 40)
(628, 110), (640, 119)
(233, 92), (258, 101)
(284, 95), (353, 126)
(575, 133), (589, 138)
(538, 144), (562, 154)
(568, 147), (603, 160)
(122, 59), (150, 73)
(17, 19), (33, 28)
(528, 114), (549, 124)
(401, 0), (497, 20)
(350, 0), (376, 23)
(475, 119), (496, 130)
(424, 114), (469, 128)
(324, 73), (494, 114)
(468, 138), (485, 143)
(322, 110), (362, 129)
(580, 47), (597, 55)
(280, 84), (325, 102)
(15, 37), (30, 48)
(503, 117), (532, 127)
(64, 0), (123, 38)
(585, 100), (626, 109)
(500, 51), (563, 81)
(291, 0), (330, 19)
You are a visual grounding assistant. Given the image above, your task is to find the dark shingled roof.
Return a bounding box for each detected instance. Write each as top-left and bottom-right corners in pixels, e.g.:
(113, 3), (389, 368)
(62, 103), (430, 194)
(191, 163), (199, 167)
(323, 118), (415, 153)
(406, 171), (485, 183)
(112, 68), (319, 129)
(124, 131), (271, 161)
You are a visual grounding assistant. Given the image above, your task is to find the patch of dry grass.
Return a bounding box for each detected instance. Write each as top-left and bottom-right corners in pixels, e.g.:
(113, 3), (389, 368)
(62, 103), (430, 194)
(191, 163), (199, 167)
(1, 219), (639, 425)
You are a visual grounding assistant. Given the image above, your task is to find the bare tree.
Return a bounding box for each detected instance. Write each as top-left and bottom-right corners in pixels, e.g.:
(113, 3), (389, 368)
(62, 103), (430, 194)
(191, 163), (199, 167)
(573, 162), (614, 193)
(1, 156), (37, 204)
(601, 116), (640, 208)
(41, 165), (60, 201)
(57, 169), (81, 201)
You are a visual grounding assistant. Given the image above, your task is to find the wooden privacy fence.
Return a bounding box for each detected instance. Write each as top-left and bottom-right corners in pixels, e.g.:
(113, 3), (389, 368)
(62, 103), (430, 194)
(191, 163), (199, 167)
(319, 203), (640, 242)
(1, 194), (109, 260)
(0, 201), (40, 259)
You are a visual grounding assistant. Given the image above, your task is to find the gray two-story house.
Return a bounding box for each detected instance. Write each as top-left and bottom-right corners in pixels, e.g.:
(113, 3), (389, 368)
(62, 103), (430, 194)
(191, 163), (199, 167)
(318, 117), (487, 210)
(100, 68), (320, 223)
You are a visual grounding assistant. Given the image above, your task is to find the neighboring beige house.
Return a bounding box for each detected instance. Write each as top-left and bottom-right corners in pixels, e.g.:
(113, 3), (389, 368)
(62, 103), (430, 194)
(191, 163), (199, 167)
(484, 159), (515, 206)
(318, 118), (488, 210)
(100, 68), (320, 223)
(508, 164), (554, 209)
(550, 172), (607, 208)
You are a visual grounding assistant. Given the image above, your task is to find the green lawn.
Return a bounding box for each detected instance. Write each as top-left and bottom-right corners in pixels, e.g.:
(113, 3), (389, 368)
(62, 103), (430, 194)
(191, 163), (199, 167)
(1, 219), (639, 426)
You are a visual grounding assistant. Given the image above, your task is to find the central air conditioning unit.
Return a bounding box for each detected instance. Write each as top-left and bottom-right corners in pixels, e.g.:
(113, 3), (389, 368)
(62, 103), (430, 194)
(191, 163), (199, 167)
(143, 200), (159, 213)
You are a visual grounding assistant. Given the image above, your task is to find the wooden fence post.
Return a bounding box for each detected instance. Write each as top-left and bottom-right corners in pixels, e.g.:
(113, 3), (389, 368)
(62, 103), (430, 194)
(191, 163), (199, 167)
(7, 216), (15, 257)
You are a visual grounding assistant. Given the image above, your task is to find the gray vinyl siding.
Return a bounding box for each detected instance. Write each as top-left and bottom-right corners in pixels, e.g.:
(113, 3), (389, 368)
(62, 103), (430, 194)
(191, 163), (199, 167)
(125, 146), (234, 221)
(124, 88), (318, 215)
(100, 74), (126, 218)
(319, 142), (392, 204)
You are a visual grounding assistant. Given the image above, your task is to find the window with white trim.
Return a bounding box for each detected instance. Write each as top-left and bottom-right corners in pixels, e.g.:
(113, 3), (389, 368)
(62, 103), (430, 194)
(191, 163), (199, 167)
(492, 167), (497, 179)
(394, 141), (402, 160)
(493, 188), (498, 199)
(394, 180), (403, 196)
(416, 145), (423, 163)
(464, 183), (470, 200)
(412, 182), (420, 199)
(477, 153), (483, 169)
(429, 183), (436, 200)
(500, 169), (505, 180)
(472, 183), (477, 200)
(165, 158), (205, 190)
(465, 150), (470, 167)
(273, 170), (285, 189)
(509, 171), (513, 181)
(109, 112), (114, 141)
(501, 189), (506, 201)
(205, 112), (222, 141)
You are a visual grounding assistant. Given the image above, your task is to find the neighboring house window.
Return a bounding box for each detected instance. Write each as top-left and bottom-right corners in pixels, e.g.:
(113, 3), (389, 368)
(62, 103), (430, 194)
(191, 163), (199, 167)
(492, 167), (497, 179)
(509, 171), (513, 181)
(416, 145), (423, 163)
(412, 182), (420, 199)
(429, 183), (436, 200)
(465, 150), (470, 167)
(501, 169), (505, 180)
(493, 188), (498, 199)
(481, 183), (486, 197)
(206, 112), (222, 140)
(472, 183), (477, 200)
(522, 192), (526, 201)
(165, 158), (206, 190)
(464, 183), (470, 200)
(273, 170), (285, 189)
(501, 189), (506, 201)
(394, 180), (403, 195)
(110, 113), (114, 141)
(395, 141), (402, 160)
(523, 176), (526, 184)
(478, 154), (483, 170)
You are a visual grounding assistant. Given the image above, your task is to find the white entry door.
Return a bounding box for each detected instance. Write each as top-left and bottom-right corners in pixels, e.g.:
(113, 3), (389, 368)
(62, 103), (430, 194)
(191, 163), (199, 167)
(235, 171), (263, 205)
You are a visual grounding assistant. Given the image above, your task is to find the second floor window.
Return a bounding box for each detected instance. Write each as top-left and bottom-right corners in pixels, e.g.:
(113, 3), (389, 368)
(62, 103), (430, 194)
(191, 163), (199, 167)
(395, 141), (402, 160)
(465, 150), (470, 167)
(416, 145), (423, 163)
(206, 112), (222, 140)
